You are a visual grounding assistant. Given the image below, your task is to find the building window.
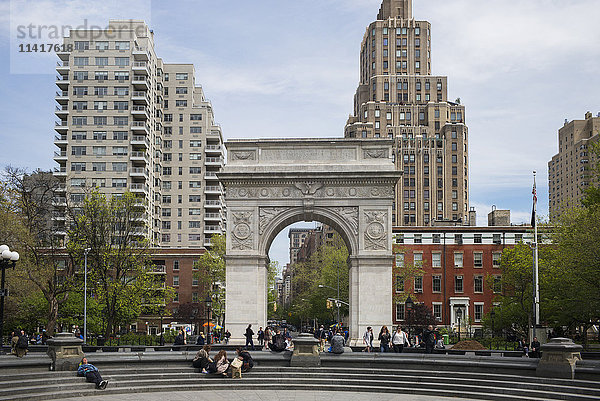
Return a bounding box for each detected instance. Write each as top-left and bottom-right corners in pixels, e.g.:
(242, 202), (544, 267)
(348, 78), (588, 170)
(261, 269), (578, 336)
(493, 234), (502, 244)
(414, 252), (423, 266)
(455, 276), (463, 293)
(192, 273), (199, 287)
(474, 234), (482, 244)
(432, 275), (441, 293)
(92, 162), (105, 172)
(455, 234), (463, 244)
(192, 292), (199, 303)
(395, 253), (404, 267)
(176, 73), (188, 80)
(395, 275), (404, 292)
(173, 275), (179, 286)
(474, 304), (483, 322)
(454, 252), (463, 268)
(173, 260), (180, 270)
(474, 275), (483, 293)
(396, 303), (405, 321)
(493, 276), (502, 293)
(414, 276), (423, 293)
(433, 303), (442, 322)
(492, 252), (501, 267)
(474, 252), (483, 267)
(432, 252), (441, 268)
(414, 234), (422, 244)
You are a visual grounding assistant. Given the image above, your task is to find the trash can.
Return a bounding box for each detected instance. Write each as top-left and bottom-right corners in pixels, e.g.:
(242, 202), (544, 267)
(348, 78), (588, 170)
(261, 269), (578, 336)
(443, 334), (449, 345)
(97, 336), (105, 346)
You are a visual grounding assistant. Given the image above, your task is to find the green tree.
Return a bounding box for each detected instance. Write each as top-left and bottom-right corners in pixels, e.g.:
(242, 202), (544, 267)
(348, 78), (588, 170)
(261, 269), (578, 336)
(550, 205), (600, 344)
(193, 234), (226, 323)
(392, 248), (425, 307)
(1, 167), (75, 335)
(290, 233), (349, 325)
(492, 241), (555, 338)
(67, 190), (172, 337)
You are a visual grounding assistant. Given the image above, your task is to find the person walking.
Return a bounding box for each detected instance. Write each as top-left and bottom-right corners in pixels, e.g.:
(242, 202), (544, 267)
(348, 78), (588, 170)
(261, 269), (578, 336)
(317, 325), (327, 352)
(264, 327), (272, 347)
(363, 326), (373, 352)
(78, 357), (108, 389)
(15, 329), (29, 358)
(378, 325), (391, 353)
(244, 324), (255, 350)
(224, 330), (231, 345)
(529, 337), (541, 358)
(257, 327), (265, 348)
(423, 325), (436, 354)
(391, 325), (408, 353)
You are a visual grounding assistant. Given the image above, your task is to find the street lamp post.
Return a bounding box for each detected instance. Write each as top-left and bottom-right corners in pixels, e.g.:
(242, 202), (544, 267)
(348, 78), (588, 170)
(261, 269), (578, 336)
(83, 248), (90, 344)
(405, 296), (414, 343)
(318, 284), (342, 325)
(456, 308), (462, 342)
(205, 294), (212, 344)
(0, 245), (19, 354)
(490, 308), (495, 350)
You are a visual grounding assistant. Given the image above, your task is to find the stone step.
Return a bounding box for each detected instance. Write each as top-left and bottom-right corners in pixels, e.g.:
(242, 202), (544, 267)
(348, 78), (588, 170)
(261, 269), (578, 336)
(0, 382), (586, 401)
(1, 373), (599, 401)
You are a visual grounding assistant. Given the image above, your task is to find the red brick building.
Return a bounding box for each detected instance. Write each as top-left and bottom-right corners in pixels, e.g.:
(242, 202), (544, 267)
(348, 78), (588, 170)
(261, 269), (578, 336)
(391, 225), (532, 333)
(135, 248), (208, 334)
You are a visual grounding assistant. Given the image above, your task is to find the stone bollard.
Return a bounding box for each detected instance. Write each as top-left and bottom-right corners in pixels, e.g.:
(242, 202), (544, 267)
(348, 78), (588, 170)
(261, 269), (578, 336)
(290, 333), (321, 367)
(47, 332), (85, 371)
(536, 337), (582, 380)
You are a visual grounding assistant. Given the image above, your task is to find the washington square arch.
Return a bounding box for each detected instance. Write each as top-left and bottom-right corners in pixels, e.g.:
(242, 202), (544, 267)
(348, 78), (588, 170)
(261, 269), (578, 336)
(219, 138), (402, 343)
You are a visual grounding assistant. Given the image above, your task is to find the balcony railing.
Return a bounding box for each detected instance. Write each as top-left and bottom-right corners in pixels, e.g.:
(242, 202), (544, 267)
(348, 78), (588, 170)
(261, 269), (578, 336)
(132, 75), (149, 83)
(55, 121), (68, 126)
(133, 61), (147, 67)
(132, 91), (149, 98)
(205, 213), (221, 219)
(55, 105), (68, 111)
(54, 151), (67, 157)
(205, 145), (221, 151)
(130, 167), (148, 175)
(55, 75), (69, 81)
(56, 61), (69, 67)
(130, 151), (148, 158)
(205, 200), (221, 206)
(205, 157), (222, 163)
(55, 91), (68, 97)
(204, 226), (221, 232)
(54, 134), (67, 141)
(132, 105), (146, 112)
(130, 183), (149, 191)
(205, 186), (221, 192)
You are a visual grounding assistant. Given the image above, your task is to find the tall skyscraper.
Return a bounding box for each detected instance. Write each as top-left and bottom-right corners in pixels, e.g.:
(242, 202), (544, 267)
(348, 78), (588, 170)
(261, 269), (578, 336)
(548, 112), (600, 220)
(345, 0), (469, 227)
(52, 20), (225, 248)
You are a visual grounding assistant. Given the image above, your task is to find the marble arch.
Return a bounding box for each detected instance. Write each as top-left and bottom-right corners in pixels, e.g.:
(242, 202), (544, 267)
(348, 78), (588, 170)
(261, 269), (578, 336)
(219, 138), (401, 342)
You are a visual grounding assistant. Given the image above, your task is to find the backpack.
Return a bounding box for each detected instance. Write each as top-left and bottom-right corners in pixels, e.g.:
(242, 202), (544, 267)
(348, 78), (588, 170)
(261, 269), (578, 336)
(17, 335), (28, 349)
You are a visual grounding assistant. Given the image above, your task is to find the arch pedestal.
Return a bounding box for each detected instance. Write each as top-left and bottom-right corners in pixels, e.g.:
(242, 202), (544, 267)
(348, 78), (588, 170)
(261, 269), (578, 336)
(220, 138), (401, 343)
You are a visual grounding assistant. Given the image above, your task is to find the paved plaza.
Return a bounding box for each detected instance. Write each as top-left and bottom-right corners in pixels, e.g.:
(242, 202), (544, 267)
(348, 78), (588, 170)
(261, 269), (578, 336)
(58, 390), (469, 401)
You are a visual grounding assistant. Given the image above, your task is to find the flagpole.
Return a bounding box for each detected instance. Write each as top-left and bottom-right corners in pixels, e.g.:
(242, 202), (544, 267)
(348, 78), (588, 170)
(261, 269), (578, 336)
(532, 171), (540, 339)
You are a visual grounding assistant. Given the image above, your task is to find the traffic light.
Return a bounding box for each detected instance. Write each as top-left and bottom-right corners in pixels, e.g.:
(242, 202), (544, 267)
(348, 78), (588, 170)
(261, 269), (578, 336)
(326, 300), (333, 309)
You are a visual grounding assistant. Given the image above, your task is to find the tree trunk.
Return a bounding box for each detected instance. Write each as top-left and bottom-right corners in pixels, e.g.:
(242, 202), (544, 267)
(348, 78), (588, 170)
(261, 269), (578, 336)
(46, 297), (59, 335)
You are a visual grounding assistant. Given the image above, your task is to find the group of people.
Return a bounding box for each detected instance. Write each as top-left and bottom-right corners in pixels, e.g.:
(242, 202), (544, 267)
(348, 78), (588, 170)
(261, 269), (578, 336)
(10, 330), (30, 357)
(244, 324), (292, 352)
(362, 325), (439, 353)
(192, 345), (254, 377)
(517, 336), (542, 358)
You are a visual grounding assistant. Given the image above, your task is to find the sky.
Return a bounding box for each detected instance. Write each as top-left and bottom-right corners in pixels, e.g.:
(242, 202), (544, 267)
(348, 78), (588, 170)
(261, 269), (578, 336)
(1, 0), (599, 270)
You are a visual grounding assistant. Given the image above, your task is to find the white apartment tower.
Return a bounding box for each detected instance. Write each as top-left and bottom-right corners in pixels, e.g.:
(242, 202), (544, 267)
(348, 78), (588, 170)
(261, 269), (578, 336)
(52, 20), (225, 247)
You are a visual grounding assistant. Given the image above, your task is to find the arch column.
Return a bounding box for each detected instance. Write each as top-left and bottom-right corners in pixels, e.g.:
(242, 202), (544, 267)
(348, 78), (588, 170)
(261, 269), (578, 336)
(224, 254), (269, 343)
(348, 255), (394, 343)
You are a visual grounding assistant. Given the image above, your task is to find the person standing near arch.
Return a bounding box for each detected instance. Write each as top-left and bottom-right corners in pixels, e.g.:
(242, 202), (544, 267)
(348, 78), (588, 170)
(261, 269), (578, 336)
(244, 324), (255, 350)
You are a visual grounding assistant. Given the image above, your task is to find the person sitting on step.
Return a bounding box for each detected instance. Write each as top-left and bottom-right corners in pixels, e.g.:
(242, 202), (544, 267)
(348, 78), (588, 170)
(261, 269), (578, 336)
(78, 357), (108, 389)
(192, 344), (212, 372)
(206, 350), (229, 376)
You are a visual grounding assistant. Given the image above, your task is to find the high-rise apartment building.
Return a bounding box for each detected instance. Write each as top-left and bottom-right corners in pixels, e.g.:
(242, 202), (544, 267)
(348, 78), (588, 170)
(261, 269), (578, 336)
(345, 0), (469, 227)
(548, 112), (600, 220)
(52, 20), (225, 248)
